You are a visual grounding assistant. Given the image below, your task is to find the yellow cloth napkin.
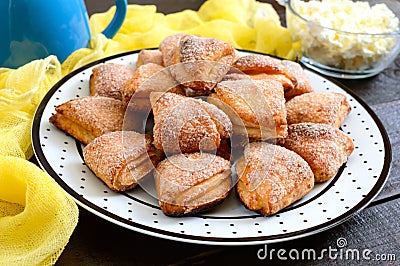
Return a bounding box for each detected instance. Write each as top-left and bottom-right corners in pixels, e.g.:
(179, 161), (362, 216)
(0, 0), (299, 264)
(0, 57), (77, 265)
(0, 156), (79, 265)
(0, 56), (61, 159)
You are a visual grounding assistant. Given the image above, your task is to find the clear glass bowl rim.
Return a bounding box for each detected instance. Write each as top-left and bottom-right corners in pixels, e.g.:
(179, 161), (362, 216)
(286, 0), (400, 37)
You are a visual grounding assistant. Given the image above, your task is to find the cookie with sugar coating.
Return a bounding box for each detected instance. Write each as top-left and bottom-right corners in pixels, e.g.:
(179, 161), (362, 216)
(168, 34), (236, 94)
(136, 49), (163, 67)
(236, 142), (314, 216)
(49, 96), (126, 145)
(150, 92), (232, 154)
(208, 78), (287, 140)
(281, 123), (354, 182)
(286, 92), (351, 128)
(154, 152), (232, 216)
(83, 131), (162, 191)
(89, 63), (134, 100)
(121, 63), (185, 112)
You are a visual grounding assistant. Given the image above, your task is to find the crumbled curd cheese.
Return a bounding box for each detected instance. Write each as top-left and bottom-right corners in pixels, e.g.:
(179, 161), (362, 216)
(287, 0), (400, 71)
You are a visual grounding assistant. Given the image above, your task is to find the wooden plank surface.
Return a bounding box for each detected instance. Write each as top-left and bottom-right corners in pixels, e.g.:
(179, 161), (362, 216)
(56, 199), (400, 265)
(340, 59), (400, 106)
(370, 101), (400, 202)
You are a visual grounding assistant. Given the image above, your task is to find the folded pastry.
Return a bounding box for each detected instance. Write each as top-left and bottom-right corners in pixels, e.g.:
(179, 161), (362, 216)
(151, 92), (232, 154)
(221, 71), (249, 82)
(286, 92), (351, 128)
(154, 152), (232, 216)
(208, 78), (287, 140)
(49, 96), (126, 145)
(235, 142), (314, 216)
(121, 63), (164, 103)
(281, 60), (313, 99)
(159, 33), (188, 67)
(168, 34), (236, 93)
(83, 131), (162, 191)
(232, 54), (297, 91)
(89, 63), (134, 100)
(281, 123), (354, 182)
(222, 69), (294, 92)
(121, 63), (184, 112)
(136, 49), (163, 67)
(248, 72), (295, 91)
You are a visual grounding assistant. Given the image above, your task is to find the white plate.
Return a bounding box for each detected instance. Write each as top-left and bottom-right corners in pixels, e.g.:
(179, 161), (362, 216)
(32, 51), (391, 245)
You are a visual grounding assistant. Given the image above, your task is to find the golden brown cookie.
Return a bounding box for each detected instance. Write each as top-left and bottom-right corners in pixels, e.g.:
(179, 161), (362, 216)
(121, 63), (164, 103)
(83, 131), (162, 191)
(49, 96), (126, 145)
(168, 34), (235, 93)
(281, 60), (313, 99)
(89, 63), (134, 100)
(154, 152), (232, 216)
(121, 63), (184, 112)
(286, 92), (351, 128)
(236, 142), (314, 216)
(150, 92), (232, 154)
(232, 54), (297, 90)
(159, 33), (188, 67)
(208, 78), (287, 140)
(281, 123), (354, 182)
(136, 49), (163, 67)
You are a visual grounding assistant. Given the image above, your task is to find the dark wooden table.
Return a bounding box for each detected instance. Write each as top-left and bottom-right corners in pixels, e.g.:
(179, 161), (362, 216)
(55, 1), (400, 265)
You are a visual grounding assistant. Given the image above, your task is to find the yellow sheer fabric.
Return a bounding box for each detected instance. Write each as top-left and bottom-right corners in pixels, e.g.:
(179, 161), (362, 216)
(0, 56), (61, 159)
(0, 156), (79, 265)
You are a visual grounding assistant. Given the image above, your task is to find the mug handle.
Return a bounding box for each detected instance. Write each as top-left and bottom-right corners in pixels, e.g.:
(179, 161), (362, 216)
(101, 0), (128, 38)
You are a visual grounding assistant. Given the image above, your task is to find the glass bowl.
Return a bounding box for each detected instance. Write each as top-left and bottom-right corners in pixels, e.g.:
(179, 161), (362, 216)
(286, 0), (400, 79)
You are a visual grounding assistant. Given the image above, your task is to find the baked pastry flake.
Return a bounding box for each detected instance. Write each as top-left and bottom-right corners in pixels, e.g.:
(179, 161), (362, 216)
(136, 49), (163, 67)
(151, 92), (232, 154)
(281, 123), (354, 182)
(154, 152), (232, 216)
(168, 34), (236, 93)
(121, 63), (184, 112)
(286, 92), (351, 128)
(208, 78), (287, 140)
(83, 131), (162, 191)
(49, 96), (126, 145)
(235, 142), (314, 216)
(89, 63), (134, 100)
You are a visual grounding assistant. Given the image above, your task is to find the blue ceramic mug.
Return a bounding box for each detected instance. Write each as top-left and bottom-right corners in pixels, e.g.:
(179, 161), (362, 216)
(0, 0), (127, 68)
